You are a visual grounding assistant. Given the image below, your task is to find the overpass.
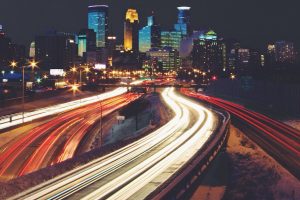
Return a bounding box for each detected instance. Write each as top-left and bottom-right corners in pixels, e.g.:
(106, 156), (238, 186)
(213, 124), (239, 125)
(98, 83), (207, 92)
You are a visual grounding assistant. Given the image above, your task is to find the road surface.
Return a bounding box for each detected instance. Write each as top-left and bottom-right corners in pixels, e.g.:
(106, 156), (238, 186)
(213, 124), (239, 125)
(0, 93), (140, 181)
(10, 88), (221, 200)
(181, 89), (300, 179)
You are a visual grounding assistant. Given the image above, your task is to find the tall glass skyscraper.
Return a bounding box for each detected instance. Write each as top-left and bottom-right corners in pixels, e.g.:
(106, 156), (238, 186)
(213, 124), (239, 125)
(139, 15), (161, 53)
(174, 6), (192, 37)
(78, 29), (96, 57)
(88, 5), (108, 48)
(124, 9), (139, 52)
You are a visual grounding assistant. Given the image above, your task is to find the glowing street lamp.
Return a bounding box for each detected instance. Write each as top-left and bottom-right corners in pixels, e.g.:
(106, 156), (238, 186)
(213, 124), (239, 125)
(84, 67), (90, 73)
(230, 74), (236, 80)
(71, 84), (79, 97)
(71, 67), (77, 73)
(29, 60), (38, 70)
(10, 61), (17, 68)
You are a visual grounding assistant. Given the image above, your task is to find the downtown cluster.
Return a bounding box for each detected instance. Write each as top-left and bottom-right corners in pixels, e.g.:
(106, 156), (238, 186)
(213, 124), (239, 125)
(0, 4), (299, 97)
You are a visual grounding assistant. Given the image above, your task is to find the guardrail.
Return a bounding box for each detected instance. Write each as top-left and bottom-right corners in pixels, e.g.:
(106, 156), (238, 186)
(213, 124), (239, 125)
(0, 88), (127, 130)
(146, 107), (230, 200)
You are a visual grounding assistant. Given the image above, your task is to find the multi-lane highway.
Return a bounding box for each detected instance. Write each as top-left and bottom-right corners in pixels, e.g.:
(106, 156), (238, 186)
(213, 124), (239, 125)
(0, 93), (140, 180)
(181, 89), (300, 179)
(10, 88), (221, 200)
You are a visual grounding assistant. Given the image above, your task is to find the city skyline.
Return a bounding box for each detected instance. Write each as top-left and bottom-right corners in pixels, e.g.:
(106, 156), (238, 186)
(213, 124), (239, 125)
(0, 0), (299, 50)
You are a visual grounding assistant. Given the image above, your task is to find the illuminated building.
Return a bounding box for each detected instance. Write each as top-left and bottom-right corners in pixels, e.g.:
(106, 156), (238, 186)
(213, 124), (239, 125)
(77, 29), (96, 57)
(174, 6), (192, 37)
(275, 41), (296, 63)
(88, 5), (109, 48)
(107, 36), (117, 67)
(266, 44), (276, 65)
(237, 48), (250, 68)
(124, 9), (139, 53)
(192, 30), (223, 73)
(139, 15), (161, 53)
(29, 42), (35, 58)
(161, 31), (182, 50)
(146, 47), (180, 71)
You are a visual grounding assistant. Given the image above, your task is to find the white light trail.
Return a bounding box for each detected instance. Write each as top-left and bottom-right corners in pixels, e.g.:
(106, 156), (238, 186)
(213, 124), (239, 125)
(10, 87), (218, 200)
(0, 81), (143, 130)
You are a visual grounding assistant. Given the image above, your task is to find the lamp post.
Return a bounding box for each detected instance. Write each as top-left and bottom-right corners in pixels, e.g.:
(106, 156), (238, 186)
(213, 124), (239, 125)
(10, 60), (37, 123)
(100, 99), (103, 146)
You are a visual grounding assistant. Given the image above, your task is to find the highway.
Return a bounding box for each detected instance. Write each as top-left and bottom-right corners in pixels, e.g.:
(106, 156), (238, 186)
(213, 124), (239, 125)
(0, 79), (145, 130)
(10, 88), (221, 200)
(181, 89), (300, 179)
(0, 93), (141, 180)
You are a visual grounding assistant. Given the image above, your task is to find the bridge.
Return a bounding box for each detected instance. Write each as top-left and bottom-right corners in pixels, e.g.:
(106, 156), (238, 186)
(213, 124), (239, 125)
(97, 83), (207, 92)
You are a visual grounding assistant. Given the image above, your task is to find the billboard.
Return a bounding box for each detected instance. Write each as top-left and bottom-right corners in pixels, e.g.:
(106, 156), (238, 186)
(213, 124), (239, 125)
(50, 69), (65, 76)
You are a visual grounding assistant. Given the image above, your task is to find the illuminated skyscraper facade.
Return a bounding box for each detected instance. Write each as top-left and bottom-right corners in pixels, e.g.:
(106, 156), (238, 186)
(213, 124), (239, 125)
(275, 41), (296, 63)
(77, 29), (96, 57)
(146, 47), (180, 71)
(88, 5), (108, 48)
(161, 31), (182, 50)
(139, 15), (161, 53)
(174, 6), (192, 37)
(192, 30), (223, 73)
(124, 9), (139, 53)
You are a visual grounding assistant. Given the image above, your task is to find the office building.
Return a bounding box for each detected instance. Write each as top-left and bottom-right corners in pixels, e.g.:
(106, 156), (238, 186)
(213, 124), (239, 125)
(124, 9), (139, 53)
(139, 15), (161, 53)
(146, 47), (180, 71)
(275, 41), (296, 63)
(78, 29), (96, 57)
(174, 6), (192, 37)
(35, 31), (77, 70)
(192, 30), (223, 73)
(0, 25), (11, 66)
(29, 41), (35, 58)
(107, 36), (117, 67)
(88, 5), (109, 48)
(161, 31), (182, 50)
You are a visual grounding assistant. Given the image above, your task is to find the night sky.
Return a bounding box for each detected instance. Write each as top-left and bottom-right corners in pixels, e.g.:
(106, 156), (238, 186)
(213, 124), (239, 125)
(0, 0), (299, 51)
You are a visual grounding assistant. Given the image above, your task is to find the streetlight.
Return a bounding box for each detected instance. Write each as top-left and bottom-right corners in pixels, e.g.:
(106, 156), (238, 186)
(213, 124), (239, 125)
(29, 60), (38, 70)
(230, 74), (236, 80)
(71, 84), (79, 97)
(100, 98), (103, 146)
(10, 60), (37, 123)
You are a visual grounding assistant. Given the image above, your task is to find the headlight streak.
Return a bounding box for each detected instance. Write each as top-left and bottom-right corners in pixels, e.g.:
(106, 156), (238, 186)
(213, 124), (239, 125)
(0, 80), (143, 130)
(83, 88), (215, 200)
(10, 87), (218, 200)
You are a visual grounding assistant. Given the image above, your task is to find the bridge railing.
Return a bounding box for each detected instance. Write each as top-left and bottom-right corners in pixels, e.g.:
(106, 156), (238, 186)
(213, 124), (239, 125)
(146, 108), (230, 200)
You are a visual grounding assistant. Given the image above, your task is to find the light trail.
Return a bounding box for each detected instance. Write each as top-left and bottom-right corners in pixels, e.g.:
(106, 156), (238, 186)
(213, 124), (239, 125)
(11, 88), (220, 200)
(0, 80), (143, 130)
(0, 94), (140, 178)
(181, 89), (300, 156)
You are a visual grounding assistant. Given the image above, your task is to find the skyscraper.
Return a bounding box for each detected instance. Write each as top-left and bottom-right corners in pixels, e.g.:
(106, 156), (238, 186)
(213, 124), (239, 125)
(88, 5), (109, 48)
(124, 9), (139, 53)
(274, 41), (296, 63)
(77, 29), (96, 57)
(192, 30), (223, 73)
(35, 31), (77, 70)
(139, 14), (161, 53)
(161, 31), (182, 50)
(174, 6), (192, 37)
(146, 47), (180, 71)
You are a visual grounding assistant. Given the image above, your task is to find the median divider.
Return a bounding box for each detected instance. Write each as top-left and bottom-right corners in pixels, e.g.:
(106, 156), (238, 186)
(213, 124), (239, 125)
(146, 97), (230, 200)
